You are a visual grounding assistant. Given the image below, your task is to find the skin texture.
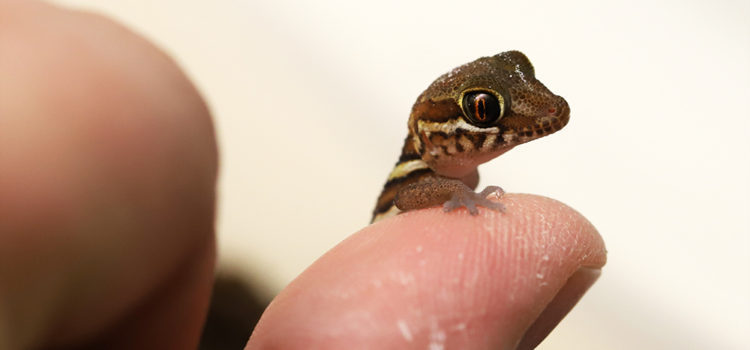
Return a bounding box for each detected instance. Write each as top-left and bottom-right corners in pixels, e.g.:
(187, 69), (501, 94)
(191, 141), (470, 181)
(249, 195), (605, 349)
(0, 1), (606, 349)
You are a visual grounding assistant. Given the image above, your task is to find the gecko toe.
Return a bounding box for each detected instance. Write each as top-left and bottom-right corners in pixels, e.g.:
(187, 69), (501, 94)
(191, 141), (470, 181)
(443, 196), (462, 212)
(466, 202), (479, 215)
(441, 184), (507, 215)
(479, 185), (505, 198)
(482, 199), (507, 213)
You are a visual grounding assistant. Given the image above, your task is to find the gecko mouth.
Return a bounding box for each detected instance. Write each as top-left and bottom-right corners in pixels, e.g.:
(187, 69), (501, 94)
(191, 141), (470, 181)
(417, 101), (569, 163)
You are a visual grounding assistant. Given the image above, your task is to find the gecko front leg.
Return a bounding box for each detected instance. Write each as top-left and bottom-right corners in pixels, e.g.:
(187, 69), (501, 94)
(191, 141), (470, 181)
(394, 177), (506, 215)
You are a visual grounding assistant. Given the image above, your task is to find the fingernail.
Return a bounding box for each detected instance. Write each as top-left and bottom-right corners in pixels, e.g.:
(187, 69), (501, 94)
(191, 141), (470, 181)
(516, 267), (602, 350)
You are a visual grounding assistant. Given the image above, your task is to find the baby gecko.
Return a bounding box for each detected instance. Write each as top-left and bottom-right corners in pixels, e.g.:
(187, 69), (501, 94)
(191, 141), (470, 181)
(372, 51), (569, 223)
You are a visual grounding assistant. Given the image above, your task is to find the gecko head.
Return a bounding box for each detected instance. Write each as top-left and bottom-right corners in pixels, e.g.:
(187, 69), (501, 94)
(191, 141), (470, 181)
(409, 51), (570, 178)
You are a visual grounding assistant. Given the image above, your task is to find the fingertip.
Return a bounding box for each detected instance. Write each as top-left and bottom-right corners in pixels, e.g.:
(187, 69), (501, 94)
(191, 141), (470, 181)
(248, 194), (605, 349)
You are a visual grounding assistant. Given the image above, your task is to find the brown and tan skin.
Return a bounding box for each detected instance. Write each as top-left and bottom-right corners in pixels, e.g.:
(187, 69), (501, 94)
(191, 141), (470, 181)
(373, 51), (570, 222)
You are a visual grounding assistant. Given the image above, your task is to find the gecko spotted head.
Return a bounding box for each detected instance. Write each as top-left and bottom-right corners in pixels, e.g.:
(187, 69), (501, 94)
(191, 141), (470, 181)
(408, 51), (570, 178)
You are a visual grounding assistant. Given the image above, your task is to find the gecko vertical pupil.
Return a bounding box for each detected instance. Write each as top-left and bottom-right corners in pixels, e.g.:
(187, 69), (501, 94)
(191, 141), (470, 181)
(462, 91), (502, 126)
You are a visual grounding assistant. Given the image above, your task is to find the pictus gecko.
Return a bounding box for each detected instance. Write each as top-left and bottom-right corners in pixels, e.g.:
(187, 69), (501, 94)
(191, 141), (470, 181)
(372, 51), (569, 223)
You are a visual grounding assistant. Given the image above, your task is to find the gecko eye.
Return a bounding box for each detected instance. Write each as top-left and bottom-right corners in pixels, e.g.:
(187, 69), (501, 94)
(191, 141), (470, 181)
(461, 91), (503, 126)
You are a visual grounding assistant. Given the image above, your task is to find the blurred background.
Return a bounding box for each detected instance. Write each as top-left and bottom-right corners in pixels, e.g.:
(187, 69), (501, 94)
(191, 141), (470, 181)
(54, 0), (750, 348)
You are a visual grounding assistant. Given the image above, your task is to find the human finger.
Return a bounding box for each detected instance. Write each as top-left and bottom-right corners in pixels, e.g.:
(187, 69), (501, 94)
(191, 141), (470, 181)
(247, 194), (606, 349)
(0, 1), (218, 348)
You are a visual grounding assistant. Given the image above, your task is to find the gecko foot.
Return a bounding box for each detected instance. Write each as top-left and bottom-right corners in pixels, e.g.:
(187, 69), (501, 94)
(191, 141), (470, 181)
(442, 185), (506, 215)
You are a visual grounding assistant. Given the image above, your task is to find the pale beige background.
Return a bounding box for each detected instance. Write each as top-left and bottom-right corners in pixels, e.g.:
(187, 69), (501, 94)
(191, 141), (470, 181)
(52, 0), (750, 348)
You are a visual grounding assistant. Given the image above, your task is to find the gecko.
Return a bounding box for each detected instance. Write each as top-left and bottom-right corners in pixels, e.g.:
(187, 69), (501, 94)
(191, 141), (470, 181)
(372, 51), (570, 223)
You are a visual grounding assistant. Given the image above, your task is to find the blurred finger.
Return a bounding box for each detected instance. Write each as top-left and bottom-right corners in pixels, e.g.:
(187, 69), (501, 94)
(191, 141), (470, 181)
(0, 1), (218, 348)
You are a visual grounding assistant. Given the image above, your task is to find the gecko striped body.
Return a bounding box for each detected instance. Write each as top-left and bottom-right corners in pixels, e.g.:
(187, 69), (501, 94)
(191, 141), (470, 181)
(372, 51), (570, 223)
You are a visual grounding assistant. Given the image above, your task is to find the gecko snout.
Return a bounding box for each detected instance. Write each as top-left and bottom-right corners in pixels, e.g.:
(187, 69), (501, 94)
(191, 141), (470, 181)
(546, 96), (569, 116)
(551, 96), (570, 127)
(532, 95), (570, 131)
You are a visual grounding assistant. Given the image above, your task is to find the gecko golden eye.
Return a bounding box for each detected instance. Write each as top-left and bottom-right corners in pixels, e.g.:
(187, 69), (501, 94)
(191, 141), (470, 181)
(462, 91), (503, 126)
